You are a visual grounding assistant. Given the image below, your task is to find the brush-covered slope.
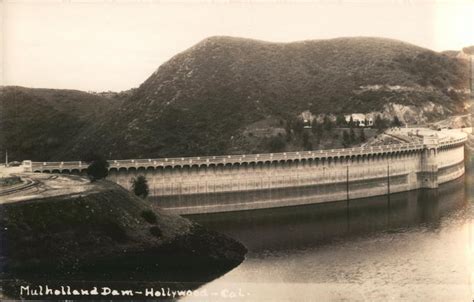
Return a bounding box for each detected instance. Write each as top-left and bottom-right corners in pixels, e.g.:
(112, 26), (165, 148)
(59, 37), (471, 159)
(0, 176), (246, 285)
(0, 86), (121, 161)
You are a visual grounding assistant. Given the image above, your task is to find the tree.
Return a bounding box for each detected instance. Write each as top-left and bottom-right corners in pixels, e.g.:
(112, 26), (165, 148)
(268, 135), (286, 152)
(359, 128), (367, 142)
(342, 130), (351, 148)
(84, 153), (109, 182)
(374, 115), (388, 131)
(323, 115), (334, 131)
(302, 132), (312, 151)
(312, 122), (322, 145)
(392, 116), (402, 127)
(285, 121), (293, 142)
(336, 114), (347, 127)
(292, 118), (305, 136)
(350, 127), (356, 143)
(131, 175), (150, 198)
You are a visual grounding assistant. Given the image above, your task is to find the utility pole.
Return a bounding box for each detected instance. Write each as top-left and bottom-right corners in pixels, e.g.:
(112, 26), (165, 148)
(387, 160), (391, 202)
(468, 52), (473, 107)
(346, 165), (349, 201)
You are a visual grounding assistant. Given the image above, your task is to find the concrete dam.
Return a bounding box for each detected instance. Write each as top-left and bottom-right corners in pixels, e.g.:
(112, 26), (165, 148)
(25, 128), (468, 214)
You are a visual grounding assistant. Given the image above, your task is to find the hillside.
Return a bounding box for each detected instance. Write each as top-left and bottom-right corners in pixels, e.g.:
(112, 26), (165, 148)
(60, 36), (469, 160)
(5, 37), (470, 160)
(0, 86), (121, 161)
(0, 174), (246, 299)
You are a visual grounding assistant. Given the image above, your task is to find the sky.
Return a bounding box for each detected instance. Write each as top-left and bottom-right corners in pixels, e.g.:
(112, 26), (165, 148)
(2, 0), (474, 92)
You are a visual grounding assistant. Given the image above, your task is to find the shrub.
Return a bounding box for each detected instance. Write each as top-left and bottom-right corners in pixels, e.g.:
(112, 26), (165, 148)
(149, 226), (162, 238)
(102, 222), (128, 242)
(268, 135), (286, 152)
(131, 175), (149, 198)
(84, 153), (109, 182)
(140, 209), (157, 224)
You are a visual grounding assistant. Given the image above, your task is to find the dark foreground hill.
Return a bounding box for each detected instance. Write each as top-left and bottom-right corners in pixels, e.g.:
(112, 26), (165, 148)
(0, 86), (121, 161)
(0, 176), (246, 299)
(60, 36), (469, 160)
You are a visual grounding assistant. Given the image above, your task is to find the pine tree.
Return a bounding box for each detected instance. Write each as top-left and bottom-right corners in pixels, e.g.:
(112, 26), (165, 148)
(131, 175), (150, 199)
(336, 114), (347, 127)
(342, 130), (351, 147)
(323, 115), (334, 131)
(350, 127), (356, 143)
(359, 128), (366, 142)
(392, 116), (402, 127)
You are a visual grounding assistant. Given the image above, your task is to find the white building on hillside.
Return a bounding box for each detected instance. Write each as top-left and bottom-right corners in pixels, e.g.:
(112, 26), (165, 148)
(300, 110), (315, 128)
(344, 113), (373, 127)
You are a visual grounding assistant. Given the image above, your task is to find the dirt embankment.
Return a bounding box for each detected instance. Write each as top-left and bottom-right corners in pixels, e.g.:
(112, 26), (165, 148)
(0, 177), (246, 282)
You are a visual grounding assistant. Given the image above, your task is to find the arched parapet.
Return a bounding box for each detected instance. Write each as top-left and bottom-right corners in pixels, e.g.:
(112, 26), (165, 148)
(229, 162), (239, 172)
(216, 163), (225, 174)
(349, 155), (356, 163)
(261, 161), (270, 171)
(293, 159), (300, 168)
(300, 158), (308, 167)
(328, 157), (335, 166)
(137, 167), (146, 175)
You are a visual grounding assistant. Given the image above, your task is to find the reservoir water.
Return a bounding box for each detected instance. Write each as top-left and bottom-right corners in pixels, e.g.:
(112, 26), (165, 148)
(184, 172), (474, 301)
(2, 171), (472, 301)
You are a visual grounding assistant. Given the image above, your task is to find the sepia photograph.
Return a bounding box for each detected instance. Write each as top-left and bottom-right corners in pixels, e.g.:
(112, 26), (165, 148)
(1, 0), (473, 300)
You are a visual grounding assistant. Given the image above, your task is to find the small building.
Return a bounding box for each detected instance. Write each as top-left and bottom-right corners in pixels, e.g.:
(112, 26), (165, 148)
(344, 113), (373, 127)
(300, 110), (315, 128)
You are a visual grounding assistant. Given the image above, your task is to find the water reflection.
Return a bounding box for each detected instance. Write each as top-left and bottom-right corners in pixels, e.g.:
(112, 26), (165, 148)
(184, 175), (473, 301)
(190, 177), (467, 253)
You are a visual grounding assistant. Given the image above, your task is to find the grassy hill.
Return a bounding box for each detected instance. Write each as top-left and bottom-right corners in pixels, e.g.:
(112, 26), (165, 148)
(61, 36), (469, 160)
(0, 86), (120, 161)
(2, 37), (470, 161)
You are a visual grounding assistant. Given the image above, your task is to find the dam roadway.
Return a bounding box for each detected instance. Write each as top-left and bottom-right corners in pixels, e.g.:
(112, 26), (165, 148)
(23, 128), (468, 214)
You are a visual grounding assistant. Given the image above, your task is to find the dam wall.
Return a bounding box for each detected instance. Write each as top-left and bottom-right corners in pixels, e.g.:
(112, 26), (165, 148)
(27, 129), (467, 215)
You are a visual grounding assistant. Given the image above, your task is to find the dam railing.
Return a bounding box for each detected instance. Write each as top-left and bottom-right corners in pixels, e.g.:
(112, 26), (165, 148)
(28, 132), (466, 172)
(29, 142), (432, 171)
